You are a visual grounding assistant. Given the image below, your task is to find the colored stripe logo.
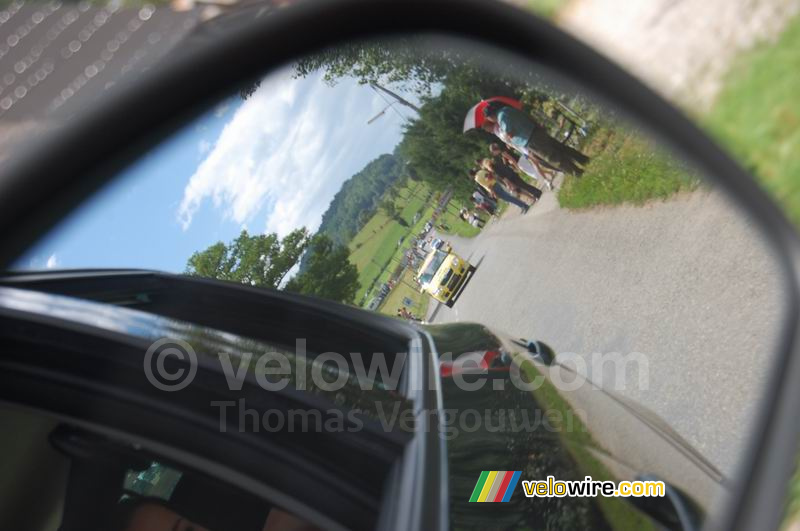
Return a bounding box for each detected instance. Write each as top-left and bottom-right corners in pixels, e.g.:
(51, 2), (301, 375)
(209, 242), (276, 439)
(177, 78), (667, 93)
(469, 471), (521, 502)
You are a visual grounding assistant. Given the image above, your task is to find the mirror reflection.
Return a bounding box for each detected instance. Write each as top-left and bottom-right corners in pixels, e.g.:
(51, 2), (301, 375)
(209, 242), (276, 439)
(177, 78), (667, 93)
(12, 35), (786, 530)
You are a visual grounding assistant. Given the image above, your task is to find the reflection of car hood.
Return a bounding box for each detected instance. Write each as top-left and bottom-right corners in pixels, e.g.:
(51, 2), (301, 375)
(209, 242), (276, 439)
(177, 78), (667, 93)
(430, 323), (728, 521)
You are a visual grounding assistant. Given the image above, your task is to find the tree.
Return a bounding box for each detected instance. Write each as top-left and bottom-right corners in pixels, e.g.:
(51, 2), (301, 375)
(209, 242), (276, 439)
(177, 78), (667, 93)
(378, 197), (408, 227)
(292, 37), (555, 102)
(396, 78), (500, 199)
(186, 228), (311, 288)
(293, 38), (456, 94)
(284, 235), (360, 304)
(379, 198), (397, 219)
(406, 164), (421, 182)
(356, 209), (372, 229)
(239, 79), (261, 100)
(184, 241), (233, 281)
(313, 153), (405, 248)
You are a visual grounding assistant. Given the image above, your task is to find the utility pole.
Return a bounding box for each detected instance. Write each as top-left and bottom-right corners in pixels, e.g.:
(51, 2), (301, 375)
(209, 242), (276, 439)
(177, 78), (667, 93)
(367, 109), (388, 125)
(370, 83), (421, 113)
(367, 102), (398, 125)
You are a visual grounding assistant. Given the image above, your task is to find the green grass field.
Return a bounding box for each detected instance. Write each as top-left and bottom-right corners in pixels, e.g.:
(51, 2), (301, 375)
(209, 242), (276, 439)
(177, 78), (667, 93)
(379, 269), (430, 319)
(349, 214), (409, 301)
(348, 181), (434, 303)
(557, 13), (800, 219)
(435, 204), (484, 238)
(398, 184), (429, 221)
(557, 128), (699, 209)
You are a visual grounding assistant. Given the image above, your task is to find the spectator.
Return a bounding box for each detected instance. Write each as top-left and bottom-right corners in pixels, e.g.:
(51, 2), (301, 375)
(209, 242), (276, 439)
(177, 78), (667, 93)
(471, 168), (530, 214)
(478, 157), (542, 203)
(489, 142), (558, 190)
(460, 208), (486, 228)
(482, 103), (589, 175)
(471, 190), (497, 215)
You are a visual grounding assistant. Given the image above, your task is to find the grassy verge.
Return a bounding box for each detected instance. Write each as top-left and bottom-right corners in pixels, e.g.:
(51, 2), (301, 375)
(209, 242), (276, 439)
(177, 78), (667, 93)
(558, 128), (699, 209)
(526, 0), (570, 19)
(705, 15), (800, 227)
(512, 353), (654, 530)
(349, 181), (433, 302)
(435, 204), (483, 238)
(789, 463), (800, 528)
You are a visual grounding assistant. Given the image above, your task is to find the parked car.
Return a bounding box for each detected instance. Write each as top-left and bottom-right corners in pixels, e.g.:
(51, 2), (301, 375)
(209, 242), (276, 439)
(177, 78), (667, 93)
(415, 247), (474, 307)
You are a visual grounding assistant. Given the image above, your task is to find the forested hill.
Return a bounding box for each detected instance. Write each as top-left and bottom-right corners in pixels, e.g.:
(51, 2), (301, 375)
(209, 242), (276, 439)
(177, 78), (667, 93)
(315, 153), (405, 247)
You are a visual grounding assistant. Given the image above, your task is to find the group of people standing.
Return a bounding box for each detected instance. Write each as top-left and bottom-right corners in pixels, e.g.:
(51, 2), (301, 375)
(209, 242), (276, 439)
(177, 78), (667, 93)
(467, 101), (590, 216)
(482, 101), (590, 176)
(459, 207), (485, 228)
(396, 307), (423, 322)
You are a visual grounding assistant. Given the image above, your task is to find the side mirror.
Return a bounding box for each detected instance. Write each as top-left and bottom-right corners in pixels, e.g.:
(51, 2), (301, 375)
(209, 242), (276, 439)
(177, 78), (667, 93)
(0, 1), (797, 530)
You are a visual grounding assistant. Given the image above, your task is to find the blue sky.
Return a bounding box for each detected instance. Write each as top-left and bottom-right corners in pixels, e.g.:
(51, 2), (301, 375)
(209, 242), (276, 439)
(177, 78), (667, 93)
(18, 66), (421, 273)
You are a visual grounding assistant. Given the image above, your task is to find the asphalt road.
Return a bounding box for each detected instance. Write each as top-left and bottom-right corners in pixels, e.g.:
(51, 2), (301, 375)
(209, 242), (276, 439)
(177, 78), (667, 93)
(427, 186), (786, 476)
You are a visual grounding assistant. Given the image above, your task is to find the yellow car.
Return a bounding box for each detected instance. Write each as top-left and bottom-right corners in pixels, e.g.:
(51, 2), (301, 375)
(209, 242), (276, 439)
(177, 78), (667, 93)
(416, 247), (473, 307)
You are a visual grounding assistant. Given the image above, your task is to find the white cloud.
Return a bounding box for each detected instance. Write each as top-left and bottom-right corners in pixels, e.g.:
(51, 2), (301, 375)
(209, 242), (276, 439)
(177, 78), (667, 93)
(177, 69), (406, 238)
(45, 253), (59, 269)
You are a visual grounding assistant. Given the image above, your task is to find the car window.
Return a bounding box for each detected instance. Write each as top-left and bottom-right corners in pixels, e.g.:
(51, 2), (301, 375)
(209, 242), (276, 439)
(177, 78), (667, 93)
(0, 404), (68, 531)
(0, 403), (324, 531)
(420, 250), (448, 284)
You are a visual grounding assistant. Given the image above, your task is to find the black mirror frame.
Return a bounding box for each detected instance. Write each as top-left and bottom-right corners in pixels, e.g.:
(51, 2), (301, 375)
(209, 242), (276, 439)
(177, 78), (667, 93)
(0, 0), (798, 529)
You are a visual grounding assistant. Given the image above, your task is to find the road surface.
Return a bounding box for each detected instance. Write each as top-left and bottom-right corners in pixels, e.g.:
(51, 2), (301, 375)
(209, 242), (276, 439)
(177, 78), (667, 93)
(428, 186), (786, 476)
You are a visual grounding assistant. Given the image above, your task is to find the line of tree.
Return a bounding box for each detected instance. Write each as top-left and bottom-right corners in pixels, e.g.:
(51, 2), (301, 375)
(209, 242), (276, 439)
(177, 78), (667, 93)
(314, 153), (407, 248)
(292, 36), (555, 97)
(185, 229), (360, 304)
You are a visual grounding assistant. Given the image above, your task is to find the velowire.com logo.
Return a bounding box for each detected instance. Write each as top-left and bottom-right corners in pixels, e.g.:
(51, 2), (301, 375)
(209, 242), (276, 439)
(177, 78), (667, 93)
(470, 472), (667, 502)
